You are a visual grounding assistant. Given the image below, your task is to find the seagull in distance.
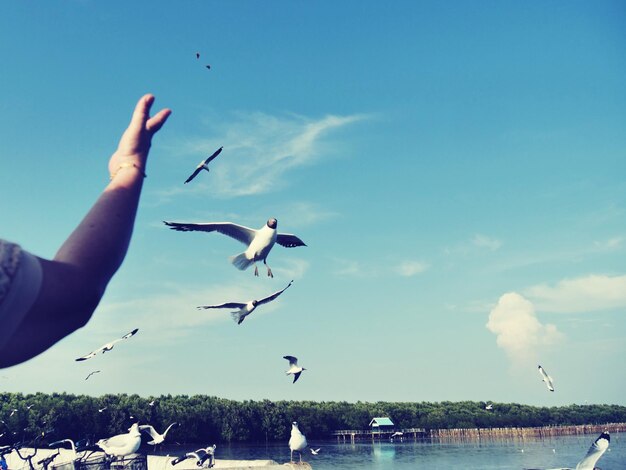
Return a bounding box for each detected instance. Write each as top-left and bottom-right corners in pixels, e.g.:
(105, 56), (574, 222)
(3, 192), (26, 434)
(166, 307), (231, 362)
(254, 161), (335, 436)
(164, 218), (306, 277)
(198, 280), (293, 324)
(310, 448), (321, 455)
(98, 407), (107, 413)
(75, 329), (139, 361)
(85, 370), (101, 381)
(289, 422), (307, 463)
(538, 365), (555, 392)
(485, 403), (493, 410)
(284, 356), (306, 383)
(184, 146), (223, 184)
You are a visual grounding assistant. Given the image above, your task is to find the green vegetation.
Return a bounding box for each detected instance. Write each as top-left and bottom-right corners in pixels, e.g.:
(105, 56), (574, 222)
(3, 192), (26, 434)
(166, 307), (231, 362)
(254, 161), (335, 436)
(1, 393), (625, 443)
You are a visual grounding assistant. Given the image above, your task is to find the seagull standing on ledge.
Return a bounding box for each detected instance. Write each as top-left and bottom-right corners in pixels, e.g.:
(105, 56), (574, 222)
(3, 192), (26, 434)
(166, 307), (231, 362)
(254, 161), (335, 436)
(184, 146), (223, 184)
(538, 365), (555, 392)
(96, 423), (142, 460)
(289, 422), (307, 463)
(164, 218), (306, 277)
(284, 356), (306, 383)
(198, 280), (293, 324)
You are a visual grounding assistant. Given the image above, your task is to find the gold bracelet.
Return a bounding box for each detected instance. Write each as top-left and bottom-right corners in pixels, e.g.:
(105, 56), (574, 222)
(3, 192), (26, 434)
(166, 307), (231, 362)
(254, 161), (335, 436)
(110, 162), (147, 180)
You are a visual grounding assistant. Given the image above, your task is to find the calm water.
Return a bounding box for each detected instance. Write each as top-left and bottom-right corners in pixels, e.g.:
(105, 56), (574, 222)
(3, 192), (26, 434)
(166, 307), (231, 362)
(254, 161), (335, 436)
(155, 433), (625, 469)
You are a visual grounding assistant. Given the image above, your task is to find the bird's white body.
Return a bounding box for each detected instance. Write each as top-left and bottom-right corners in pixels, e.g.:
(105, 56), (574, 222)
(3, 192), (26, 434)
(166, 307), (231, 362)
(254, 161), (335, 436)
(538, 365), (555, 392)
(164, 218), (305, 277)
(284, 356), (306, 383)
(575, 432), (609, 470)
(289, 422), (307, 462)
(198, 281), (293, 325)
(97, 423), (142, 458)
(139, 423), (177, 445)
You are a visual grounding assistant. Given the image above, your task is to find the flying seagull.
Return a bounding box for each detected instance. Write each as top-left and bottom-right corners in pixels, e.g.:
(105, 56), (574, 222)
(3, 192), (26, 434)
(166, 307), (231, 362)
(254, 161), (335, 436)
(164, 218), (306, 277)
(485, 404), (493, 410)
(538, 365), (555, 392)
(148, 400), (156, 407)
(289, 422), (307, 463)
(75, 329), (139, 361)
(9, 409), (17, 417)
(171, 445), (216, 467)
(85, 370), (101, 381)
(310, 448), (321, 455)
(284, 356), (306, 383)
(98, 407), (108, 413)
(184, 146), (223, 184)
(524, 431), (609, 470)
(198, 280), (293, 324)
(97, 423), (142, 459)
(139, 423), (178, 447)
(195, 52), (200, 59)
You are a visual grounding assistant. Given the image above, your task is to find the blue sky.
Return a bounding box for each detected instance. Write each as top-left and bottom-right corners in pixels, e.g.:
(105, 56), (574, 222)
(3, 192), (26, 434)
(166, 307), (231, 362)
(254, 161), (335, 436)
(1, 1), (625, 407)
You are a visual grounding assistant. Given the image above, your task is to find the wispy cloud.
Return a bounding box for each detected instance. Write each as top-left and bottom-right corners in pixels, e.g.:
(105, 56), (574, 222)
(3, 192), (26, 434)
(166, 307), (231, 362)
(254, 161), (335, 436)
(394, 261), (430, 277)
(333, 258), (429, 278)
(525, 274), (626, 313)
(486, 292), (563, 366)
(157, 110), (367, 200)
(472, 234), (502, 251)
(272, 202), (339, 229)
(444, 233), (502, 256)
(594, 236), (624, 251)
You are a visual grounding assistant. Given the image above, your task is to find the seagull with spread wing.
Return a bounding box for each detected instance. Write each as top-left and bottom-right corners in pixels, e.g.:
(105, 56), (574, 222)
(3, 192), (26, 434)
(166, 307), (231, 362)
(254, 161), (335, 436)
(538, 365), (555, 392)
(139, 423), (177, 448)
(164, 218), (306, 277)
(284, 356), (306, 383)
(75, 329), (138, 361)
(524, 431), (609, 470)
(184, 146), (223, 184)
(198, 280), (293, 324)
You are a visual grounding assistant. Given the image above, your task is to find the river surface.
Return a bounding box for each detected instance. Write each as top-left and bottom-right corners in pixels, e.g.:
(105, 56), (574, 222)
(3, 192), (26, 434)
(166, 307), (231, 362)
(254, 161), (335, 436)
(154, 432), (624, 469)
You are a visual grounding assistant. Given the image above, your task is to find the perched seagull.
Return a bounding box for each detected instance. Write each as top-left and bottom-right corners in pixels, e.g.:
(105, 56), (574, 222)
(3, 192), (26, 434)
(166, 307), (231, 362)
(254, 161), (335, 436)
(310, 448), (321, 455)
(289, 422), (308, 463)
(85, 371), (101, 381)
(184, 146), (223, 184)
(198, 280), (293, 325)
(75, 329), (139, 361)
(96, 423), (142, 459)
(284, 356), (306, 384)
(139, 423), (178, 446)
(171, 445), (216, 467)
(485, 404), (493, 410)
(164, 218), (306, 277)
(538, 365), (555, 392)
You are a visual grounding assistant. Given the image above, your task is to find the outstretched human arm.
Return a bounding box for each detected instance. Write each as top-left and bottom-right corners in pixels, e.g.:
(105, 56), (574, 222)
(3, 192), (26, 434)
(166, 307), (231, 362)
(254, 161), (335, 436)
(0, 94), (171, 368)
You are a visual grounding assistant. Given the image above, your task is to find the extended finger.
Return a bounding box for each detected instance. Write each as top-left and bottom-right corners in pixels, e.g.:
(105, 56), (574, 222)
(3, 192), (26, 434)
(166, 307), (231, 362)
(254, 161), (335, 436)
(146, 108), (172, 134)
(129, 94), (155, 130)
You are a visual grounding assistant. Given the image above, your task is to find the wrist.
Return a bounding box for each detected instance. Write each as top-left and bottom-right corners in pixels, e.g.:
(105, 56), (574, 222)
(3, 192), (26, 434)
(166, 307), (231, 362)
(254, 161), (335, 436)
(109, 162), (146, 181)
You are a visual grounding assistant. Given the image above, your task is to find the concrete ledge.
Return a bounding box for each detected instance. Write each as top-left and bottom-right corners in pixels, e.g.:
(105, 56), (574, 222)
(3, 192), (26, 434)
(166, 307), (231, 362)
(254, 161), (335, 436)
(4, 449), (312, 470)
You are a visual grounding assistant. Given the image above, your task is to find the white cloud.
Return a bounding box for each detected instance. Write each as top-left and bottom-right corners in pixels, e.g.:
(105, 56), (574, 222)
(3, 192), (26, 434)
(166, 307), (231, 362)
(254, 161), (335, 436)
(525, 274), (626, 313)
(472, 234), (502, 251)
(273, 202), (339, 228)
(394, 260), (429, 277)
(486, 292), (563, 365)
(159, 111), (366, 199)
(594, 237), (624, 251)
